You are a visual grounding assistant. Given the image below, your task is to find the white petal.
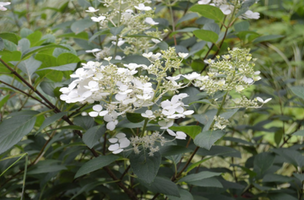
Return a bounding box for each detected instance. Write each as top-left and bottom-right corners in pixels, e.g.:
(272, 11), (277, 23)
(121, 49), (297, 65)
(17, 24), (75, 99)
(119, 138), (130, 148)
(167, 129), (176, 137)
(112, 149), (124, 154)
(92, 104), (103, 112)
(109, 138), (118, 143)
(108, 144), (119, 151)
(116, 133), (126, 139)
(107, 121), (116, 131)
(264, 98), (272, 103)
(89, 111), (99, 117)
(176, 131), (187, 140)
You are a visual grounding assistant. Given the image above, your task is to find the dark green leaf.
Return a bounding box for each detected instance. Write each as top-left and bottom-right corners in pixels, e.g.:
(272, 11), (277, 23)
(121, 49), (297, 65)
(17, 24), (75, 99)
(16, 56), (42, 79)
(293, 130), (304, 136)
(176, 13), (199, 24)
(234, 21), (250, 32)
(293, 173), (304, 182)
(193, 29), (218, 43)
(74, 155), (118, 178)
(37, 112), (68, 133)
(169, 125), (202, 139)
(194, 130), (225, 150)
(0, 111), (38, 154)
(189, 177), (223, 188)
(167, 189), (194, 200)
(272, 148), (304, 168)
(126, 112), (145, 123)
(253, 152), (275, 179)
(190, 5), (224, 22)
(143, 177), (180, 197)
(179, 171), (221, 183)
(0, 94), (10, 108)
(263, 174), (293, 183)
(130, 151), (161, 184)
(82, 125), (105, 148)
(37, 63), (77, 71)
(58, 32), (89, 40)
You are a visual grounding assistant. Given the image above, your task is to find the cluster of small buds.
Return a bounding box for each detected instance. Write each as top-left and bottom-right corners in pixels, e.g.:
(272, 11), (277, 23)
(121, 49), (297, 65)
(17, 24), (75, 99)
(213, 116), (229, 130)
(185, 48), (260, 96)
(130, 132), (166, 156)
(231, 96), (272, 108)
(197, 0), (260, 19)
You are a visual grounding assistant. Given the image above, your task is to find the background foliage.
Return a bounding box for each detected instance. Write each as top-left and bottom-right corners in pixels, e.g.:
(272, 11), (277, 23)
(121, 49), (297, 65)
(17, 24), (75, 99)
(1, 0), (304, 199)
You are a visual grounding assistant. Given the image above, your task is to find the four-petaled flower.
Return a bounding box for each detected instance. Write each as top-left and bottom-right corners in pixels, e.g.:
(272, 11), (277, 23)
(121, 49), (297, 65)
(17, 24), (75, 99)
(108, 133), (131, 154)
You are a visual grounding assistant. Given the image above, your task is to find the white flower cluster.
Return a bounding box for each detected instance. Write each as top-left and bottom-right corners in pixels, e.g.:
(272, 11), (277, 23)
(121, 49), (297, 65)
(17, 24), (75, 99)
(86, 0), (162, 56)
(197, 0), (260, 19)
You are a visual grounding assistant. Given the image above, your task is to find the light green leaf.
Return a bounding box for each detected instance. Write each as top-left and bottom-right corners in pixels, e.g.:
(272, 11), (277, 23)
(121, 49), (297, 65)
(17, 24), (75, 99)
(0, 32), (20, 44)
(190, 5), (224, 22)
(169, 125), (202, 139)
(74, 155), (118, 178)
(58, 32), (89, 40)
(71, 17), (95, 34)
(290, 86), (304, 100)
(22, 44), (70, 60)
(253, 35), (284, 43)
(20, 28), (33, 38)
(176, 13), (199, 24)
(194, 130), (225, 150)
(234, 21), (250, 32)
(179, 171), (221, 183)
(193, 29), (218, 43)
(37, 63), (77, 71)
(130, 151), (161, 184)
(18, 38), (31, 53)
(0, 111), (37, 154)
(0, 94), (10, 109)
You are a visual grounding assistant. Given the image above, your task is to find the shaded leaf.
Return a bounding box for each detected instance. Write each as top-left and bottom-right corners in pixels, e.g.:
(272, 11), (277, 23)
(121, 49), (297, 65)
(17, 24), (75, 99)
(194, 130), (225, 150)
(253, 35), (284, 43)
(253, 152), (275, 179)
(82, 125), (105, 149)
(130, 151), (161, 184)
(143, 176), (180, 197)
(37, 112), (67, 133)
(0, 111), (37, 154)
(167, 189), (193, 200)
(179, 171), (221, 183)
(74, 155), (118, 178)
(290, 86), (304, 100)
(170, 125), (202, 139)
(71, 17), (95, 34)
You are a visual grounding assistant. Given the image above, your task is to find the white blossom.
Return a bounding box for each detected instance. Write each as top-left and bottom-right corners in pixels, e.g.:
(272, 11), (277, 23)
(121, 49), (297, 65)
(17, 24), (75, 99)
(108, 133), (130, 154)
(243, 10), (260, 19)
(89, 105), (108, 117)
(198, 0), (211, 4)
(145, 17), (159, 25)
(134, 3), (152, 11)
(86, 7), (99, 13)
(167, 129), (187, 140)
(256, 97), (272, 104)
(91, 16), (106, 22)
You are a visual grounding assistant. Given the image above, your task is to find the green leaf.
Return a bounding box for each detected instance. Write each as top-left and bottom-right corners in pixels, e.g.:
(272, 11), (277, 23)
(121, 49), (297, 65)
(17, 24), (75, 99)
(190, 5), (224, 22)
(263, 174), (293, 183)
(22, 44), (70, 60)
(0, 32), (20, 44)
(28, 160), (67, 174)
(0, 94), (10, 109)
(274, 129), (283, 146)
(253, 152), (275, 179)
(142, 177), (180, 197)
(130, 151), (161, 184)
(57, 52), (80, 65)
(16, 56), (42, 79)
(82, 125), (105, 149)
(169, 125), (202, 139)
(290, 86), (304, 100)
(179, 171), (221, 183)
(74, 155), (118, 178)
(293, 130), (304, 136)
(110, 25), (125, 36)
(194, 130), (225, 150)
(189, 177), (223, 188)
(176, 13), (199, 24)
(193, 29), (218, 43)
(167, 189), (193, 200)
(126, 112), (145, 123)
(268, 193), (298, 200)
(71, 17), (95, 34)
(293, 173), (304, 182)
(234, 21), (250, 32)
(20, 28), (33, 38)
(272, 148), (304, 168)
(0, 111), (37, 154)
(0, 37), (3, 51)
(37, 112), (68, 133)
(18, 38), (31, 53)
(186, 157), (212, 173)
(58, 32), (89, 40)
(37, 63), (77, 71)
(253, 35), (284, 43)
(27, 31), (42, 47)
(191, 60), (204, 71)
